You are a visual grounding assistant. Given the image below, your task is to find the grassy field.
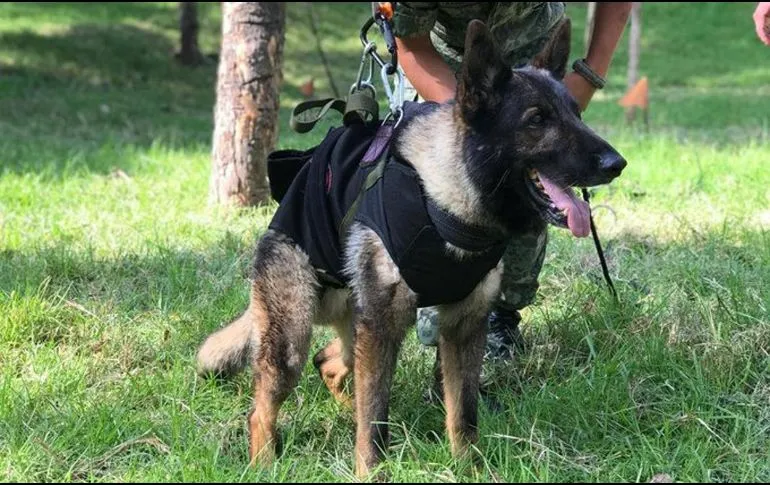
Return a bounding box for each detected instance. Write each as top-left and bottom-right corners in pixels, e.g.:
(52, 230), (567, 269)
(1, 2), (769, 482)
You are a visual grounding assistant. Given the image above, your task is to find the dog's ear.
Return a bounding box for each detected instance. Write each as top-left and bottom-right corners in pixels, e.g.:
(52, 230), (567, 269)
(457, 20), (512, 126)
(531, 18), (571, 79)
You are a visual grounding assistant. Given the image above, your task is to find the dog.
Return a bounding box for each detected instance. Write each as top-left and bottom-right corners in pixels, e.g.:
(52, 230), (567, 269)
(196, 18), (626, 478)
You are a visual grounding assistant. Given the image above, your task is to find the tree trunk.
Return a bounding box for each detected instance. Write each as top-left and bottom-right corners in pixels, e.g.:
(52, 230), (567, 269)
(626, 2), (641, 123)
(209, 2), (286, 207)
(584, 2), (596, 55)
(178, 2), (203, 66)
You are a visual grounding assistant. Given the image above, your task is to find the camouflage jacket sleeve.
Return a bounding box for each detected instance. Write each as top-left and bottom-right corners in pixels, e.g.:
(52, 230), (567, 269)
(391, 2), (439, 38)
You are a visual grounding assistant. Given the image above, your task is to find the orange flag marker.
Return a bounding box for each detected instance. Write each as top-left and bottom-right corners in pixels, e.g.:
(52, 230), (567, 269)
(618, 76), (649, 109)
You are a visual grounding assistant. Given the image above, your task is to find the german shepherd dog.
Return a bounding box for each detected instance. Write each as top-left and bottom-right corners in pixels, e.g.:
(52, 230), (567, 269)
(196, 18), (626, 478)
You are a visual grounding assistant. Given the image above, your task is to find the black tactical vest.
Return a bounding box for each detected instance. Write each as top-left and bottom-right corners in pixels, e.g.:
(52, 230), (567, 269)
(267, 102), (508, 307)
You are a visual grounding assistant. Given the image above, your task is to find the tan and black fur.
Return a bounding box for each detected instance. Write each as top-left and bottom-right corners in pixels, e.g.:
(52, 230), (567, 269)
(196, 19), (626, 478)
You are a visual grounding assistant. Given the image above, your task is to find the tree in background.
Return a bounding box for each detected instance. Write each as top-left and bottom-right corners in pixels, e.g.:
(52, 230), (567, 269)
(177, 2), (204, 66)
(209, 2), (286, 207)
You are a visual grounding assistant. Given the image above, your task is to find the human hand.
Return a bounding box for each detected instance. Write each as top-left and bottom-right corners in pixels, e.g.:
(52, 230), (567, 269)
(563, 71), (597, 112)
(754, 2), (770, 45)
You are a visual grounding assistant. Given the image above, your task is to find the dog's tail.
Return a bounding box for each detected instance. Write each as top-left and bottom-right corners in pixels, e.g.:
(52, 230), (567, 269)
(196, 310), (253, 378)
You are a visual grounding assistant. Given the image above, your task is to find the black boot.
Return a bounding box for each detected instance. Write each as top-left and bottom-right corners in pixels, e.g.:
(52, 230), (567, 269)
(484, 304), (526, 361)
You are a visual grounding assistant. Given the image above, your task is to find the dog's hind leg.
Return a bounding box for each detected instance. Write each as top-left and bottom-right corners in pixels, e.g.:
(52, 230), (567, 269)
(313, 289), (354, 406)
(246, 232), (319, 468)
(437, 262), (503, 460)
(345, 225), (418, 478)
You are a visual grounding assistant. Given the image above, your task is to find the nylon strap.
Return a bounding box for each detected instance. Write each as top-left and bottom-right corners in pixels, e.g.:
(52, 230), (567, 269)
(290, 98), (347, 134)
(425, 199), (508, 252)
(289, 93), (379, 134)
(344, 91), (380, 125)
(338, 151), (388, 240)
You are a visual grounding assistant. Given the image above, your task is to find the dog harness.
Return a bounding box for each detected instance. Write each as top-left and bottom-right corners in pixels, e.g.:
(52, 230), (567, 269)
(267, 102), (509, 308)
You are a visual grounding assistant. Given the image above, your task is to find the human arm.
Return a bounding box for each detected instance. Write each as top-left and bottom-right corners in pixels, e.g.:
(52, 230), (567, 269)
(564, 2), (633, 111)
(395, 34), (457, 103)
(390, 2), (458, 102)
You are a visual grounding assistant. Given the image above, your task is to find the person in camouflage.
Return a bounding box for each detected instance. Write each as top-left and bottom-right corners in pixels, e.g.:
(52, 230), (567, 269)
(390, 2), (633, 359)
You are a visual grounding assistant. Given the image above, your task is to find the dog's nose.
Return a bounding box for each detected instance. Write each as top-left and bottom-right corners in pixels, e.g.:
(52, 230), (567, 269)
(595, 152), (627, 178)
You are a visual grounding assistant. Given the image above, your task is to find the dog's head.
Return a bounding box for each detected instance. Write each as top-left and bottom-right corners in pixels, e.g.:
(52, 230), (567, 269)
(456, 19), (626, 237)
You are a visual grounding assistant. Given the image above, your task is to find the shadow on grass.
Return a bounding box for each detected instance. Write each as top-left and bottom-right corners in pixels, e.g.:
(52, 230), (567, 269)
(0, 25), (202, 86)
(0, 3), (373, 178)
(0, 21), (218, 177)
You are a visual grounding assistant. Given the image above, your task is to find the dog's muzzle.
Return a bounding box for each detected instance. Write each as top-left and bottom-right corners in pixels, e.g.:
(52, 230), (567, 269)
(524, 169), (592, 238)
(525, 169), (568, 228)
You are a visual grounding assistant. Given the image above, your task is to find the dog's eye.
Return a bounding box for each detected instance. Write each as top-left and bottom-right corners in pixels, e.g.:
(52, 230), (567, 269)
(527, 112), (545, 128)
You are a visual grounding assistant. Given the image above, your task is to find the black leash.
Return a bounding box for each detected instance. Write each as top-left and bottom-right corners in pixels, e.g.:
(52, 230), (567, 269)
(581, 188), (618, 302)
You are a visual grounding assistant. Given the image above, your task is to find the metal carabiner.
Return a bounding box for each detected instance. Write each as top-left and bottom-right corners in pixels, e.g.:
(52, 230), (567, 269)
(363, 49), (375, 86)
(380, 63), (405, 114)
(351, 42), (377, 94)
(381, 104), (404, 129)
(350, 81), (377, 100)
(394, 66), (405, 108)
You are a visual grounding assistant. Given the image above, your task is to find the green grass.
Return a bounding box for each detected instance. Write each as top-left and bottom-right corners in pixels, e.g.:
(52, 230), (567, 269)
(1, 2), (769, 482)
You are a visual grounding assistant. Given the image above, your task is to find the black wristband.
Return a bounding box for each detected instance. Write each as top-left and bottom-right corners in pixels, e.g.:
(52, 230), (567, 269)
(572, 58), (606, 90)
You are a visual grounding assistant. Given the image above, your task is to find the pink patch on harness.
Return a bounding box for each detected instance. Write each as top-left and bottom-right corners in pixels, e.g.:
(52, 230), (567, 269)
(361, 125), (394, 164)
(325, 165), (332, 193)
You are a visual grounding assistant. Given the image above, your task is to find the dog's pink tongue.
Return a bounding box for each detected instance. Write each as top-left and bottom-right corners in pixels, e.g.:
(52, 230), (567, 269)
(538, 174), (591, 238)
